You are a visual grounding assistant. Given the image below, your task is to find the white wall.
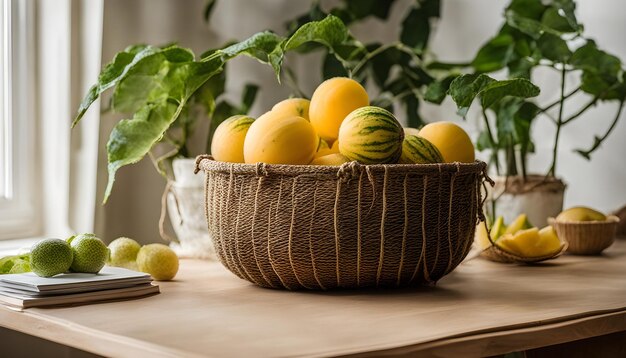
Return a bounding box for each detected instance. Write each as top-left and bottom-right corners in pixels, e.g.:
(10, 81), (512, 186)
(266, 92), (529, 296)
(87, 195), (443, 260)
(97, 0), (626, 243)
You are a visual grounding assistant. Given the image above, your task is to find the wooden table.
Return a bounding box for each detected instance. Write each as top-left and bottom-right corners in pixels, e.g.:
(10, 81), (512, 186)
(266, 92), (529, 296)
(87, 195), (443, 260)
(2, 240), (626, 357)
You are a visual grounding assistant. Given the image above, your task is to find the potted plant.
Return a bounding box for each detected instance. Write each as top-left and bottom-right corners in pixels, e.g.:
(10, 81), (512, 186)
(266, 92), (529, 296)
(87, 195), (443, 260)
(425, 0), (626, 226)
(73, 0), (444, 258)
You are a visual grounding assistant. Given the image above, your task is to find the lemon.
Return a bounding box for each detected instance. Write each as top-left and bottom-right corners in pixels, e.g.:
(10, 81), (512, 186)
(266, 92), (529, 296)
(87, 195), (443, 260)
(108, 237), (141, 270)
(30, 239), (73, 277)
(70, 234), (109, 273)
(136, 244), (179, 281)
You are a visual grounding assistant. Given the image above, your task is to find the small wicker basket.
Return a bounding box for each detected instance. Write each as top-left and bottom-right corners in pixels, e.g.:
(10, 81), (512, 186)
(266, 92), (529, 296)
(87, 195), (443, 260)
(549, 216), (620, 255)
(195, 155), (491, 290)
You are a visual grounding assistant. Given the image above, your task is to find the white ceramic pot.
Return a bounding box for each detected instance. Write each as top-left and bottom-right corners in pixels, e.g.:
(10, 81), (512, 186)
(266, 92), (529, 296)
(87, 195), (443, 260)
(167, 158), (216, 259)
(488, 175), (566, 227)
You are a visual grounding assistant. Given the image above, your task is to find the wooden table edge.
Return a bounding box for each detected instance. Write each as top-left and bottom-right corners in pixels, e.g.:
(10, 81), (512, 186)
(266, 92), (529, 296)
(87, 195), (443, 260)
(0, 305), (203, 358)
(1, 305), (625, 358)
(336, 309), (626, 358)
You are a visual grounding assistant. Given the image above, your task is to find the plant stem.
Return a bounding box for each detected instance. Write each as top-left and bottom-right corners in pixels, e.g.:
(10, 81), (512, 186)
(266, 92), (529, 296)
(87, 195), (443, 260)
(547, 66), (567, 177)
(562, 96), (599, 125)
(350, 42), (399, 78)
(482, 109), (501, 176)
(537, 87), (580, 115)
(576, 99), (625, 158)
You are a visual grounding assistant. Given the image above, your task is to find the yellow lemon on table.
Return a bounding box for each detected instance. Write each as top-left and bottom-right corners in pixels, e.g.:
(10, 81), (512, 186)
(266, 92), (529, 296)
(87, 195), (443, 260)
(309, 77), (369, 141)
(137, 244), (179, 281)
(244, 114), (318, 165)
(211, 115), (255, 163)
(418, 121), (475, 163)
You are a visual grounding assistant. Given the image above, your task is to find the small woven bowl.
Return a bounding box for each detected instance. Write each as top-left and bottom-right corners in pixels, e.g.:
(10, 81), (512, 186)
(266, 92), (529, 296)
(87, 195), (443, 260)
(480, 242), (567, 264)
(548, 216), (620, 255)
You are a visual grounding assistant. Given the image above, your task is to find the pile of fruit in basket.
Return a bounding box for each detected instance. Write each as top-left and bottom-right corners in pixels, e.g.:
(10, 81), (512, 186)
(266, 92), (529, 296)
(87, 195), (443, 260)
(210, 77), (476, 166)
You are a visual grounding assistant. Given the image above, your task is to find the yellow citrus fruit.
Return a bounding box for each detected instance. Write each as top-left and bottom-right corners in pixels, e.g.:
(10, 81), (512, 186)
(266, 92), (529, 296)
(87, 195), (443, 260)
(496, 226), (561, 258)
(403, 127), (420, 137)
(244, 114), (318, 165)
(136, 244), (179, 281)
(418, 122), (475, 163)
(556, 206), (606, 222)
(271, 98), (310, 121)
(211, 115), (255, 163)
(309, 77), (369, 141)
(107, 237), (141, 270)
(310, 153), (350, 166)
(504, 214), (532, 235)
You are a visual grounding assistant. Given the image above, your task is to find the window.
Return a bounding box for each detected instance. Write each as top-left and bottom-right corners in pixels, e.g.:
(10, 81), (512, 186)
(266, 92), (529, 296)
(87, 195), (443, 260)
(0, 0), (38, 240)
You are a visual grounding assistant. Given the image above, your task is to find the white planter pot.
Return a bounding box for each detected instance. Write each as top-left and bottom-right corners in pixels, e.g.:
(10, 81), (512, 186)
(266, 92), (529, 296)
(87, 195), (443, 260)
(167, 158), (215, 259)
(489, 175), (566, 227)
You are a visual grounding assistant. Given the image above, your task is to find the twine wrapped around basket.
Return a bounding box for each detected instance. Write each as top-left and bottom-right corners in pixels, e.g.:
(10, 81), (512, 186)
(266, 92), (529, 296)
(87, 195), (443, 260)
(194, 155), (491, 290)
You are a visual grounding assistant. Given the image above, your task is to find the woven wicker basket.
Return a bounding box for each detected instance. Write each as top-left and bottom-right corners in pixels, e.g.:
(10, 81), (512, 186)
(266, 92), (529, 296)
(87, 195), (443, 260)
(194, 155), (490, 290)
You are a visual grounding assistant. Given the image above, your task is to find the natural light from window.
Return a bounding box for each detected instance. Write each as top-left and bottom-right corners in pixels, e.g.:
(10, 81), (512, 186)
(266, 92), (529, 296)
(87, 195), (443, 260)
(0, 0), (10, 200)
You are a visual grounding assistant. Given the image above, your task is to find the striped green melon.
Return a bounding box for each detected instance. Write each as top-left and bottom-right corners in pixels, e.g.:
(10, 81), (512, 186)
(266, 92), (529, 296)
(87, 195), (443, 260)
(399, 134), (444, 164)
(338, 106), (404, 164)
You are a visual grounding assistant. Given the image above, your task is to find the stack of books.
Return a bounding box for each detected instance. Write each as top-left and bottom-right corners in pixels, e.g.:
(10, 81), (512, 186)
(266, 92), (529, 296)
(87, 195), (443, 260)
(0, 266), (159, 309)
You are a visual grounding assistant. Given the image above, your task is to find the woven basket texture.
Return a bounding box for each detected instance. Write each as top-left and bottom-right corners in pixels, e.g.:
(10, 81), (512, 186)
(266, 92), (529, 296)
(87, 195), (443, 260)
(195, 155), (489, 290)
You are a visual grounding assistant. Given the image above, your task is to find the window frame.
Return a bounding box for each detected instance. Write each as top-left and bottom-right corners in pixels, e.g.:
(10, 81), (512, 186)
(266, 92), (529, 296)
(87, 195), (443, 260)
(0, 0), (39, 240)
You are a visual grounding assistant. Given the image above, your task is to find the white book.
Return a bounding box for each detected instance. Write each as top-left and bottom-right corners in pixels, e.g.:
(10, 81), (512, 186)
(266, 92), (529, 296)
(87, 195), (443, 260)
(0, 283), (160, 309)
(0, 266), (152, 293)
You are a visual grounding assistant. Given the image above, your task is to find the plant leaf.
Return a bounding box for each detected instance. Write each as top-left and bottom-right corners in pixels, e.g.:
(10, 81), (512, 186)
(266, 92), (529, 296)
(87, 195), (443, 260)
(400, 0), (441, 52)
(323, 51), (350, 79)
(219, 31), (283, 63)
(404, 94), (423, 128)
(448, 74), (496, 116)
(570, 41), (621, 77)
(344, 0), (398, 21)
(203, 0), (217, 22)
(112, 46), (195, 113)
(537, 33), (571, 63)
(480, 78), (540, 109)
(471, 33), (515, 72)
(448, 74), (540, 116)
(424, 75), (456, 104)
(104, 59), (223, 203)
(241, 83), (259, 113)
(73, 46), (162, 127)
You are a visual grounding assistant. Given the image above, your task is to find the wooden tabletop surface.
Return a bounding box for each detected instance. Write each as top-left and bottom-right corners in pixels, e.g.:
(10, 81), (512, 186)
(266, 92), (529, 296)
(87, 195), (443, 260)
(1, 240), (626, 358)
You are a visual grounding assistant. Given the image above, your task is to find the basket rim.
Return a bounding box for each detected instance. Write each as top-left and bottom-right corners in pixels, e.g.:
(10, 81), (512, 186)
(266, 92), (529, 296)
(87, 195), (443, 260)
(195, 154), (487, 178)
(548, 215), (620, 226)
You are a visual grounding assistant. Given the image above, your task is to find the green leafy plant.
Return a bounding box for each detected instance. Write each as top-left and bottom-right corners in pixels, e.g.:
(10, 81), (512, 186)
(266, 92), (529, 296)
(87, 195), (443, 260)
(431, 0), (625, 178)
(77, 1), (445, 204)
(75, 15), (364, 203)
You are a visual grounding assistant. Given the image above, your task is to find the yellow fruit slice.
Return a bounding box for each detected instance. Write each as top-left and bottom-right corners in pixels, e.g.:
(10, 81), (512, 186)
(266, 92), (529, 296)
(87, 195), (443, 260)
(537, 226), (562, 256)
(475, 216), (505, 250)
(491, 216), (506, 240)
(244, 115), (318, 165)
(418, 121), (475, 163)
(310, 153), (350, 166)
(496, 227), (561, 258)
(504, 214), (532, 235)
(309, 77), (369, 141)
(271, 98), (310, 121)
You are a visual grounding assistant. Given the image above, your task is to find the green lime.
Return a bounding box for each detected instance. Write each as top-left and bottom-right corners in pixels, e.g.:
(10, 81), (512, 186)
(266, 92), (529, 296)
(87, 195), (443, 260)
(136, 244), (179, 281)
(69, 234), (109, 273)
(30, 239), (73, 277)
(107, 237), (141, 270)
